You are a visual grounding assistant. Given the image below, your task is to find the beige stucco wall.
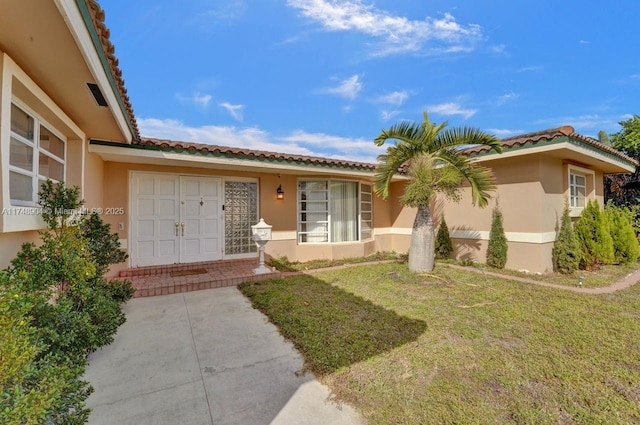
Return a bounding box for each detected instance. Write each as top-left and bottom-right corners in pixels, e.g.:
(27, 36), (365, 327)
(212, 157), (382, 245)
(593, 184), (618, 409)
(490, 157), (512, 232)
(438, 153), (606, 273)
(102, 162), (405, 271)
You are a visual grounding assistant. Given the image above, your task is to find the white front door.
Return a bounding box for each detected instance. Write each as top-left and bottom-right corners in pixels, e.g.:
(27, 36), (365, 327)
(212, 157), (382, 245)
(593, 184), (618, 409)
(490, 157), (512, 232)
(130, 173), (223, 267)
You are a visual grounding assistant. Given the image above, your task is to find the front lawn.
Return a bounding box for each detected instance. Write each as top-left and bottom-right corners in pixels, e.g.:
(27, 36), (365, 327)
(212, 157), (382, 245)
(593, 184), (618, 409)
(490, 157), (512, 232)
(240, 262), (640, 425)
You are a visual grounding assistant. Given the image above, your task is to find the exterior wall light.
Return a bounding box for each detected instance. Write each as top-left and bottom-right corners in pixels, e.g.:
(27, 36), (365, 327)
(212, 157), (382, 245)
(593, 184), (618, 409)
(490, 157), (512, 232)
(276, 184), (284, 200)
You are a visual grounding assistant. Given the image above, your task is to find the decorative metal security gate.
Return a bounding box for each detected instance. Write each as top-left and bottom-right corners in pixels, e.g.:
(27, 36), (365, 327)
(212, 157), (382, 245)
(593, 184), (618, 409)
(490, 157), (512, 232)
(224, 181), (258, 257)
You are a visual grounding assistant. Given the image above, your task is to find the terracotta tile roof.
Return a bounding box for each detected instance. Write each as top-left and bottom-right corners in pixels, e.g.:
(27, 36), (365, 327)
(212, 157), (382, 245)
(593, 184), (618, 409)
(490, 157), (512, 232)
(137, 138), (378, 170)
(85, 0), (140, 140)
(465, 125), (638, 166)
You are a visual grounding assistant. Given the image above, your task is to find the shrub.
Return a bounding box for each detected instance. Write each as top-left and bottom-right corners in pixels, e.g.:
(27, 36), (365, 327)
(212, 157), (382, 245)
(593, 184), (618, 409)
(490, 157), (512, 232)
(435, 216), (453, 259)
(552, 205), (581, 274)
(574, 200), (615, 269)
(80, 212), (128, 274)
(606, 203), (640, 264)
(1, 180), (133, 424)
(486, 204), (508, 269)
(0, 281), (68, 425)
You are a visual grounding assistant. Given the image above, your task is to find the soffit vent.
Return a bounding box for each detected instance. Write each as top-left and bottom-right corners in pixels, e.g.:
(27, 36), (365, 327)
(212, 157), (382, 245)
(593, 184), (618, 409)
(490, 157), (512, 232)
(87, 83), (109, 107)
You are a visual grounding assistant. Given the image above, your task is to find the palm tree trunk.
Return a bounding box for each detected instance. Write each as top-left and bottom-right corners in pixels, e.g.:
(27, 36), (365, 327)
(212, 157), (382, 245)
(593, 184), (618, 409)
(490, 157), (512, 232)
(409, 206), (435, 273)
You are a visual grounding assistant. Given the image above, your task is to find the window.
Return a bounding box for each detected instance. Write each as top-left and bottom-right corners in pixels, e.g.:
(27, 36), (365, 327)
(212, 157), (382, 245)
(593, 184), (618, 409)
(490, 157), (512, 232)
(569, 172), (586, 208)
(298, 179), (372, 243)
(9, 103), (65, 205)
(224, 181), (258, 255)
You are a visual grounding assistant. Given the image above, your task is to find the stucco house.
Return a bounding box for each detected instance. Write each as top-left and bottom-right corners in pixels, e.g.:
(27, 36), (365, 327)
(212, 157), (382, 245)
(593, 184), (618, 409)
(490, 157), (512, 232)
(0, 1), (635, 276)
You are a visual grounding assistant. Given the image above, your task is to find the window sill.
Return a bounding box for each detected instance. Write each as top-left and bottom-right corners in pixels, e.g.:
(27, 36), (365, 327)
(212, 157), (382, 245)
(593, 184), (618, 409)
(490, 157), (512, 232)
(569, 207), (584, 218)
(1, 212), (46, 233)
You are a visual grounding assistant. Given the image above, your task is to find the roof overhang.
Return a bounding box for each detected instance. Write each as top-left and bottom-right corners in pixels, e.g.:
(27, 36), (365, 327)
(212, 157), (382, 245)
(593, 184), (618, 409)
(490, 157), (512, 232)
(471, 137), (636, 174)
(89, 140), (402, 180)
(0, 0), (134, 141)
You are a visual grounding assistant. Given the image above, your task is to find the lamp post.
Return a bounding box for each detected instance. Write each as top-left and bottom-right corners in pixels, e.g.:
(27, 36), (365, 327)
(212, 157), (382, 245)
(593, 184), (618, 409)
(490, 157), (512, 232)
(251, 218), (273, 274)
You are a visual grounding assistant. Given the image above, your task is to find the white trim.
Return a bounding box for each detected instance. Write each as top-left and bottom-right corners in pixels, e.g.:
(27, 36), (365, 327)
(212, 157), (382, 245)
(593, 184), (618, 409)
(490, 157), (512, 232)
(373, 227), (557, 244)
(374, 227), (412, 236)
(473, 141), (636, 173)
(450, 230), (557, 244)
(54, 0), (133, 142)
(1, 54), (84, 232)
(88, 143), (379, 178)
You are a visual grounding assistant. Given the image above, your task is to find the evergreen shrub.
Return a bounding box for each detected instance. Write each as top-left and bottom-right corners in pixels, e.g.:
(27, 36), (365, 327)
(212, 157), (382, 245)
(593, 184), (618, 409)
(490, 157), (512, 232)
(552, 205), (581, 274)
(487, 204), (508, 269)
(574, 200), (614, 269)
(435, 216), (453, 260)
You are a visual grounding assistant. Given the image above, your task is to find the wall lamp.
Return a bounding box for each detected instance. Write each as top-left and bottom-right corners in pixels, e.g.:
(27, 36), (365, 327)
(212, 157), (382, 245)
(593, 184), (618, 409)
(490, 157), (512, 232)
(276, 184), (284, 200)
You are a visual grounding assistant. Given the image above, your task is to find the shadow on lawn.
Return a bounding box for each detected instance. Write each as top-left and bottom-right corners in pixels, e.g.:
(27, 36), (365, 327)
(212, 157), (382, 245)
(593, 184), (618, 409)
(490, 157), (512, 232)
(239, 274), (426, 375)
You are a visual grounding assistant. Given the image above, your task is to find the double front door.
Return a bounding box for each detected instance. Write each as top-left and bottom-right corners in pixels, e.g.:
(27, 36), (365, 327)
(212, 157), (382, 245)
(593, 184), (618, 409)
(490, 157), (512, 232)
(131, 173), (222, 267)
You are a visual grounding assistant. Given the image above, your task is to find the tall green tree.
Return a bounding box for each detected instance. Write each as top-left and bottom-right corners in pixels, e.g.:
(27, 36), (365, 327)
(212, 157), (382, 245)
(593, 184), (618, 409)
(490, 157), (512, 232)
(374, 112), (502, 273)
(605, 115), (640, 206)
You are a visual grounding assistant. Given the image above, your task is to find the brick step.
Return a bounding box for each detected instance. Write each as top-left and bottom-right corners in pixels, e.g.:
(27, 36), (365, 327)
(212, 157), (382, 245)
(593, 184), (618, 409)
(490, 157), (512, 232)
(131, 269), (284, 298)
(118, 258), (259, 278)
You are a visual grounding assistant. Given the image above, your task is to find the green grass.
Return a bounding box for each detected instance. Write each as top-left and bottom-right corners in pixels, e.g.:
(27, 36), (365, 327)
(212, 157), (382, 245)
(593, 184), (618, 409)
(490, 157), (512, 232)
(267, 251), (407, 272)
(240, 263), (640, 425)
(455, 260), (640, 289)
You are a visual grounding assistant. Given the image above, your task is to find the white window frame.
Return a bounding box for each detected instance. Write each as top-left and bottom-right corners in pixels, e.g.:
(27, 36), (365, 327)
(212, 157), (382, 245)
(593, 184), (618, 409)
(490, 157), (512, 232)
(297, 179), (373, 244)
(567, 164), (595, 216)
(223, 176), (260, 259)
(9, 99), (66, 207)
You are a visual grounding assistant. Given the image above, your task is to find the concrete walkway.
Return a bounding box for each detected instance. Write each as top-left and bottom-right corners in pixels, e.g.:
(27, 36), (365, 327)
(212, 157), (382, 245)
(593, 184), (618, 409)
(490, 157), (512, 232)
(84, 287), (364, 425)
(443, 263), (640, 294)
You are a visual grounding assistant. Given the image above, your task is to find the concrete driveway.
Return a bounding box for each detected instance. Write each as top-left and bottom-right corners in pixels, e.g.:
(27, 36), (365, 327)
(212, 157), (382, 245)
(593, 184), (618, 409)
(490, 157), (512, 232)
(84, 287), (364, 425)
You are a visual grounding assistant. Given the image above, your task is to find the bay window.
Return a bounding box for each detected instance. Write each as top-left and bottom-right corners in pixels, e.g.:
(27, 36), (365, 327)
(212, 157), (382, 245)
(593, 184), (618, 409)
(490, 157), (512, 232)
(9, 103), (65, 206)
(298, 179), (373, 243)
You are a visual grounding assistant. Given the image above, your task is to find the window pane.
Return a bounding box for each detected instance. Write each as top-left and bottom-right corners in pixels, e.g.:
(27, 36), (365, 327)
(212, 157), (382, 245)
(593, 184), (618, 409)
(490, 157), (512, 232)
(39, 154), (64, 181)
(330, 181), (358, 242)
(224, 181), (258, 255)
(360, 183), (373, 240)
(11, 104), (34, 141)
(10, 171), (33, 202)
(299, 181), (327, 191)
(10, 137), (34, 171)
(40, 126), (65, 159)
(575, 175), (586, 187)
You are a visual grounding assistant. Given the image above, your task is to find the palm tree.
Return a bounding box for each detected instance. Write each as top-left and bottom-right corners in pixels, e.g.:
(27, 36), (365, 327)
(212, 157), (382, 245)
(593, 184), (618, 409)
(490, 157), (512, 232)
(374, 112), (502, 273)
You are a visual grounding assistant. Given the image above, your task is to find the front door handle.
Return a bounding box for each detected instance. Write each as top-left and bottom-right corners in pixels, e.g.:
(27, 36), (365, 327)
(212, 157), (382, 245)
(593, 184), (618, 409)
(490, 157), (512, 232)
(181, 222), (185, 236)
(175, 222), (179, 236)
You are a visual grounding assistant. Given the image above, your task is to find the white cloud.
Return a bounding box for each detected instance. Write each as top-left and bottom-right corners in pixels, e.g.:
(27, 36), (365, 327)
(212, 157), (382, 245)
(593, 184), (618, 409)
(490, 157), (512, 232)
(496, 91), (518, 106)
(219, 102), (244, 121)
(533, 114), (622, 132)
(282, 130), (385, 162)
(137, 118), (383, 163)
(579, 39), (589, 44)
(486, 128), (523, 138)
(381, 110), (401, 121)
(427, 102), (477, 119)
(323, 74), (363, 100)
(177, 92), (212, 109)
(516, 65), (543, 73)
(376, 90), (409, 106)
(287, 0), (482, 56)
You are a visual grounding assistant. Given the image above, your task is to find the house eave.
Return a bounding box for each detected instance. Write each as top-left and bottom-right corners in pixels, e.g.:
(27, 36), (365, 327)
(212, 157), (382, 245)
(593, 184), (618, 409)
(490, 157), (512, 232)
(88, 140), (403, 179)
(472, 138), (636, 174)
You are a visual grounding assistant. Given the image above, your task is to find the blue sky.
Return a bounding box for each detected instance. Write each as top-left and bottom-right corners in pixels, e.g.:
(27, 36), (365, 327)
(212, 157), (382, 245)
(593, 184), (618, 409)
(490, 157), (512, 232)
(104, 0), (640, 163)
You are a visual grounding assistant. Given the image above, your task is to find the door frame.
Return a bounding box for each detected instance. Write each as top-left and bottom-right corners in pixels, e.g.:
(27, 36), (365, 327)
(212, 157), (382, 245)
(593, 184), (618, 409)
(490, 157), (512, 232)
(128, 171), (260, 267)
(129, 171), (224, 267)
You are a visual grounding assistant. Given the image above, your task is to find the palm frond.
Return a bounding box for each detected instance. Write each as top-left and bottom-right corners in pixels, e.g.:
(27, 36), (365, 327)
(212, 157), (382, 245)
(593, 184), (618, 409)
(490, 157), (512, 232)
(436, 150), (497, 207)
(434, 127), (503, 154)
